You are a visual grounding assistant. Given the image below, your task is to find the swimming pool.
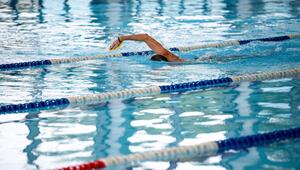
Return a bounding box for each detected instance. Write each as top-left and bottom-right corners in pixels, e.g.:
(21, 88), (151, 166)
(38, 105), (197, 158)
(0, 0), (300, 169)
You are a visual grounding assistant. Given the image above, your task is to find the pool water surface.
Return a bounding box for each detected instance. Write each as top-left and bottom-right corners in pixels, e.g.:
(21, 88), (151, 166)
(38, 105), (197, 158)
(0, 0), (300, 169)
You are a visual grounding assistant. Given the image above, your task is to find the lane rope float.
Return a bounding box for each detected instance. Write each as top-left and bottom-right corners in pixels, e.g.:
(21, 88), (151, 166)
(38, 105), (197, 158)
(0, 68), (299, 115)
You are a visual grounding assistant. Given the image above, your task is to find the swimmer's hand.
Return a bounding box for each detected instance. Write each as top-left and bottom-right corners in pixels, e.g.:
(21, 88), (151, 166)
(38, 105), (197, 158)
(109, 37), (123, 51)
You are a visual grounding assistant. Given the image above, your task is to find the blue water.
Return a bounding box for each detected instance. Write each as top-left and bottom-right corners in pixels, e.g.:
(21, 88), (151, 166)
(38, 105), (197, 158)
(0, 0), (300, 169)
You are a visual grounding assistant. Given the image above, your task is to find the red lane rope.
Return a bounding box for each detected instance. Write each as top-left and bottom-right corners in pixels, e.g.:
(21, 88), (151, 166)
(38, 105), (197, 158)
(58, 160), (106, 170)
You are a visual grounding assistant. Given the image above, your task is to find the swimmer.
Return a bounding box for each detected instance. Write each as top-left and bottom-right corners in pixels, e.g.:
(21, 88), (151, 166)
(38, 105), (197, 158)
(109, 33), (185, 62)
(109, 33), (251, 63)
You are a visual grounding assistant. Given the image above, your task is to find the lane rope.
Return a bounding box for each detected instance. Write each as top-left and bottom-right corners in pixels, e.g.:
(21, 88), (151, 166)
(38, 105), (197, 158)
(0, 34), (299, 71)
(56, 126), (300, 170)
(0, 68), (299, 115)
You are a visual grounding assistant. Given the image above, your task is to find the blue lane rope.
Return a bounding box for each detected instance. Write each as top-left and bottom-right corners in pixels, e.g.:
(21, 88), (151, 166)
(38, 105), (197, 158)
(217, 126), (300, 153)
(0, 67), (299, 115)
(159, 77), (233, 93)
(0, 34), (299, 71)
(0, 98), (69, 113)
(0, 60), (52, 70)
(238, 35), (291, 45)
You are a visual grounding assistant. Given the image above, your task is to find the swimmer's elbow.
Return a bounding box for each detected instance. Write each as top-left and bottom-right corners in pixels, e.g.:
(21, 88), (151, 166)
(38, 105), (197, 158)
(142, 33), (150, 40)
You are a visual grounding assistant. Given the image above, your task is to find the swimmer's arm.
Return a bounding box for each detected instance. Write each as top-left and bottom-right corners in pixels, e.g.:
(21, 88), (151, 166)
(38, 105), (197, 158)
(118, 34), (184, 62)
(120, 34), (168, 55)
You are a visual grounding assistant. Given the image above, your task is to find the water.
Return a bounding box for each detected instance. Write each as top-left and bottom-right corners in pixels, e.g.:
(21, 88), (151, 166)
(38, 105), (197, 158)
(0, 0), (300, 169)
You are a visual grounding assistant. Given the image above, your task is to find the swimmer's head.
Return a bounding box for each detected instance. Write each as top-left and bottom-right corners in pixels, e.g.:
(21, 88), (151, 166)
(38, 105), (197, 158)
(150, 54), (168, 62)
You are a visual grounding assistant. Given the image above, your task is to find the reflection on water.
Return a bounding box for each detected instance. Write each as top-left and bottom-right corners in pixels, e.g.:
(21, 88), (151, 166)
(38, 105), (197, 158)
(0, 0), (300, 169)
